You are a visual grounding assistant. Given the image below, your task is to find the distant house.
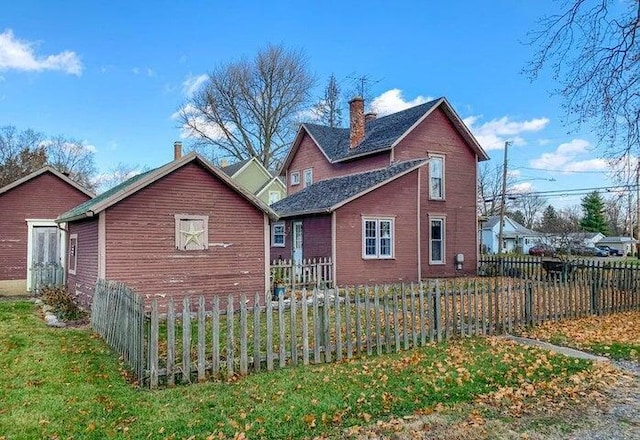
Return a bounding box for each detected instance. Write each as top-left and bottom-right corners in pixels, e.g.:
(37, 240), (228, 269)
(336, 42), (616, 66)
(221, 156), (286, 205)
(271, 96), (489, 285)
(597, 236), (637, 256)
(0, 167), (93, 295)
(56, 151), (276, 308)
(565, 232), (606, 248)
(479, 215), (541, 254)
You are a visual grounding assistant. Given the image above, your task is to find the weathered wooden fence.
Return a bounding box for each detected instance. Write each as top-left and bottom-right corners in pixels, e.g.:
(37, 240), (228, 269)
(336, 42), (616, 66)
(91, 262), (640, 388)
(91, 279), (146, 385)
(30, 264), (65, 295)
(270, 257), (333, 290)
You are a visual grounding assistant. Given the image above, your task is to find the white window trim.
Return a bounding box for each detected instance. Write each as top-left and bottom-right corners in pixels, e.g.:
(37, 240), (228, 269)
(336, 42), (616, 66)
(290, 171), (300, 186)
(268, 190), (281, 204)
(303, 168), (313, 188)
(271, 221), (285, 248)
(362, 217), (395, 260)
(429, 154), (445, 200)
(68, 233), (78, 275)
(429, 216), (446, 265)
(174, 214), (209, 251)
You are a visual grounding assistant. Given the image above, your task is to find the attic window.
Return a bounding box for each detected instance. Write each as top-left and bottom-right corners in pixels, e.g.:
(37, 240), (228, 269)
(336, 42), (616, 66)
(290, 171), (300, 186)
(175, 215), (208, 251)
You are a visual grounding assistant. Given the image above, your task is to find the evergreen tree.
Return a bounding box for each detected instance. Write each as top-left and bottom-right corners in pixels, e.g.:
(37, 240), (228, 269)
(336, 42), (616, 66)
(539, 205), (561, 233)
(579, 191), (608, 234)
(508, 210), (526, 227)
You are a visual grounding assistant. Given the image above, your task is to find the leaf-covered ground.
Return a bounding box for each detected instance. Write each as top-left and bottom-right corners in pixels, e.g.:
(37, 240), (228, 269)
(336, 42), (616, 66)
(517, 311), (640, 361)
(0, 301), (635, 439)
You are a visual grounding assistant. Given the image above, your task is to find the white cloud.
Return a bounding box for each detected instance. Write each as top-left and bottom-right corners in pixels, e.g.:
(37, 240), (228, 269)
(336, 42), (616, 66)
(182, 73), (208, 97)
(529, 139), (609, 173)
(509, 182), (535, 193)
(370, 89), (433, 116)
(39, 139), (97, 154)
(0, 29), (82, 75)
(171, 103), (229, 141)
(463, 115), (550, 151)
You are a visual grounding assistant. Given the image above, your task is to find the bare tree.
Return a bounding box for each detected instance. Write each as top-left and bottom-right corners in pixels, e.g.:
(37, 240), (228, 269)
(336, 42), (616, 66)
(94, 162), (149, 194)
(513, 193), (548, 229)
(45, 135), (97, 191)
(179, 44), (315, 170)
(314, 74), (343, 127)
(0, 126), (47, 187)
(525, 0), (640, 157)
(478, 162), (515, 216)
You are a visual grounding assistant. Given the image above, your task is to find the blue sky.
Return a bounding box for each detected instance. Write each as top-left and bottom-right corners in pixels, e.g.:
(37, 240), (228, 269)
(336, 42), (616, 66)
(0, 1), (630, 208)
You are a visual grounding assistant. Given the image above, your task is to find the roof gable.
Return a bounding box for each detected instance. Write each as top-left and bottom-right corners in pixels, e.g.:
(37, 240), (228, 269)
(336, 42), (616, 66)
(0, 166), (95, 198)
(280, 97), (489, 173)
(272, 159), (428, 217)
(57, 153), (277, 222)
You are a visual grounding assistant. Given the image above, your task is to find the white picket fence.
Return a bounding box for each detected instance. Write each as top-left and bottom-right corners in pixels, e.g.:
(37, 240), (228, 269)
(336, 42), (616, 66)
(270, 257), (333, 290)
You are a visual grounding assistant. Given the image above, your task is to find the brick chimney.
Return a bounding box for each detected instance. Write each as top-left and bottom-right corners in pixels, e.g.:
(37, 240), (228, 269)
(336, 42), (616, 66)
(174, 141), (182, 160)
(349, 97), (365, 148)
(365, 112), (377, 122)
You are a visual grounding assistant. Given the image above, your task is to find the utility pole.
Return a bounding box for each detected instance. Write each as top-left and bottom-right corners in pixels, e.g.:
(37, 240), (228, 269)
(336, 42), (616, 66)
(497, 141), (510, 257)
(636, 160), (640, 257)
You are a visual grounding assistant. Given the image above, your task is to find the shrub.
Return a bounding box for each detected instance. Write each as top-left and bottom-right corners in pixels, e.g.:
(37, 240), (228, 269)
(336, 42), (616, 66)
(41, 286), (86, 322)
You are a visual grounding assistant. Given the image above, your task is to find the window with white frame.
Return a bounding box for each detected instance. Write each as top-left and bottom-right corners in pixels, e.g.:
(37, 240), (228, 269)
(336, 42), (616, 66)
(268, 190), (281, 205)
(68, 234), (78, 275)
(362, 218), (394, 259)
(429, 156), (444, 199)
(175, 214), (209, 251)
(272, 222), (285, 247)
(430, 217), (445, 264)
(303, 168), (313, 188)
(290, 171), (300, 186)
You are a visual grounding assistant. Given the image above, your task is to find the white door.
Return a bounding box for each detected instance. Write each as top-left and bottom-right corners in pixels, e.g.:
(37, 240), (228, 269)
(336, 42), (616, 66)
(292, 221), (303, 278)
(27, 224), (63, 291)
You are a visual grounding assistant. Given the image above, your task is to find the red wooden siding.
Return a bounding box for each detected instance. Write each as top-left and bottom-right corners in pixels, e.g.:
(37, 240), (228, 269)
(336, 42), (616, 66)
(334, 171), (419, 285)
(286, 133), (390, 195)
(302, 215), (332, 259)
(393, 107), (478, 276)
(0, 172), (90, 281)
(103, 162), (266, 307)
(66, 218), (99, 308)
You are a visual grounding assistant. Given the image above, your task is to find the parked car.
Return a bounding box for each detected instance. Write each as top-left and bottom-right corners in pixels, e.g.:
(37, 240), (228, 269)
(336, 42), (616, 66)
(557, 244), (608, 257)
(596, 245), (623, 256)
(528, 243), (556, 257)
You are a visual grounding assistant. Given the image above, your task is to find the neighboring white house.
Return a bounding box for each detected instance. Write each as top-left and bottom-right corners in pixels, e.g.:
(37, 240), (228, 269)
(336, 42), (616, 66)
(564, 232), (606, 247)
(480, 215), (541, 254)
(597, 236), (637, 256)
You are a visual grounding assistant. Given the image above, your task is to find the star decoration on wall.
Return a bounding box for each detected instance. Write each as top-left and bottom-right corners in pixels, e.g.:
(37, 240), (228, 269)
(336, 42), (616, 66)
(180, 221), (205, 248)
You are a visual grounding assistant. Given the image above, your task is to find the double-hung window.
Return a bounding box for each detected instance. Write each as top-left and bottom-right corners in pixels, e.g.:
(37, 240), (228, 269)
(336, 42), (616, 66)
(430, 217), (445, 264)
(290, 171), (300, 186)
(362, 217), (394, 259)
(272, 222), (285, 247)
(303, 168), (313, 188)
(429, 156), (444, 199)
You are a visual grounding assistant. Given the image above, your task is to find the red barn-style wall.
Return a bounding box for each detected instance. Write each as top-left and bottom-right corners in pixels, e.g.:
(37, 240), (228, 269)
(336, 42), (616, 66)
(0, 170), (91, 294)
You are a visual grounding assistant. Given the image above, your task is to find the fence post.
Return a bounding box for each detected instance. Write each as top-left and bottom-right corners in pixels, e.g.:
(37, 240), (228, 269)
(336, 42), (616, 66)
(524, 280), (534, 326)
(591, 265), (601, 315)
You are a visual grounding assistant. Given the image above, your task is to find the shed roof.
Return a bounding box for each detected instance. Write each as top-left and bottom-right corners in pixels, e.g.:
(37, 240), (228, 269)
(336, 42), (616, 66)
(220, 158), (252, 177)
(56, 153), (277, 223)
(0, 166), (95, 198)
(272, 159), (428, 218)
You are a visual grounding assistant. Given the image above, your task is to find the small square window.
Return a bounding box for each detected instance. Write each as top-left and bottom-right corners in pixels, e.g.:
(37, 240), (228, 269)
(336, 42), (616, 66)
(362, 218), (394, 259)
(272, 222), (285, 247)
(268, 191), (281, 205)
(175, 215), (208, 251)
(290, 171), (300, 186)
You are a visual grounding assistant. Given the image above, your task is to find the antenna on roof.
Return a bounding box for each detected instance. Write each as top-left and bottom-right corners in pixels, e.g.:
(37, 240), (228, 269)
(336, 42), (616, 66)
(346, 74), (382, 104)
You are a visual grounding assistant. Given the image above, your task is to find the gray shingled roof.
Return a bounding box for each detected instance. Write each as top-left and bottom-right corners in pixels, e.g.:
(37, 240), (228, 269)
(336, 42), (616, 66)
(272, 159), (427, 217)
(303, 99), (441, 162)
(220, 158), (251, 177)
(482, 215), (539, 236)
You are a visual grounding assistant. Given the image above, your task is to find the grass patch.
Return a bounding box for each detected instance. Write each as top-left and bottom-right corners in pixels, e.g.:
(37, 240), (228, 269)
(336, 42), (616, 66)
(0, 300), (600, 439)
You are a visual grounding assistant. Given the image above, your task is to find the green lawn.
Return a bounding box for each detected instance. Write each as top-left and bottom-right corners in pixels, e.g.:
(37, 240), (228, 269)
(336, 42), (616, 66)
(0, 300), (596, 439)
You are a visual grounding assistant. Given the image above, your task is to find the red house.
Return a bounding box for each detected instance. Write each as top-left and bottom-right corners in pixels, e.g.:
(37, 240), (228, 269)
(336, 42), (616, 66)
(271, 97), (489, 285)
(0, 167), (93, 295)
(56, 151), (277, 308)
